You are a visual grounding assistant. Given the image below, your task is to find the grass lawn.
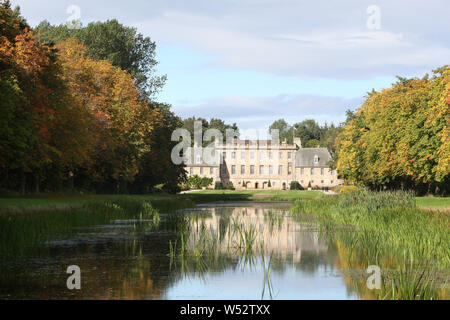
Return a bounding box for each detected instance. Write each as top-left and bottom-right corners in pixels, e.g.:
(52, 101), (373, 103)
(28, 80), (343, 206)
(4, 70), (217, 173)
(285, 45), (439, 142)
(190, 190), (323, 200)
(0, 190), (448, 213)
(415, 197), (450, 210)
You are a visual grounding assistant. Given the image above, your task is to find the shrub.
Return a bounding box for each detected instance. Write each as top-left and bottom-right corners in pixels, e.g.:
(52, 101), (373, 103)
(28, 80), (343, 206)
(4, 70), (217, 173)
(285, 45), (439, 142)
(340, 185), (360, 195)
(227, 181), (235, 190)
(215, 181), (223, 190)
(290, 181), (303, 190)
(186, 175), (213, 189)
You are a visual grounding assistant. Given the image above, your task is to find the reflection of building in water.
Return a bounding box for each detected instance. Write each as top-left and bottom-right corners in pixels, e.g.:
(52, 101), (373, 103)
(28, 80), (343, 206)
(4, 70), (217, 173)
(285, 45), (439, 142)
(187, 207), (328, 263)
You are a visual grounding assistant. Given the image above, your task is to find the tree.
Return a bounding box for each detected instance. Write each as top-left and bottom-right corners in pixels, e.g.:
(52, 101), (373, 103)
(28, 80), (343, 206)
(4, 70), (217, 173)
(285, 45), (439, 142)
(36, 19), (166, 98)
(270, 119), (293, 144)
(55, 39), (162, 191)
(336, 66), (450, 194)
(293, 120), (322, 147)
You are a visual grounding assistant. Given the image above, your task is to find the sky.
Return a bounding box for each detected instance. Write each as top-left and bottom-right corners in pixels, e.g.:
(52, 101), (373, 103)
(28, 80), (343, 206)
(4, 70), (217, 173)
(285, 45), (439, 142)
(11, 0), (450, 135)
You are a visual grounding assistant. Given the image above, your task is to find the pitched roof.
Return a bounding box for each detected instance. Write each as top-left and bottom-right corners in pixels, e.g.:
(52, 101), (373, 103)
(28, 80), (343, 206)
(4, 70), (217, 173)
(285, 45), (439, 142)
(295, 148), (332, 168)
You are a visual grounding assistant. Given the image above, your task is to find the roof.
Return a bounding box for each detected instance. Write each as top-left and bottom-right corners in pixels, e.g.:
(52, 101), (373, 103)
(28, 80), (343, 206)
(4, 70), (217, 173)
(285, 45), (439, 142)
(295, 148), (332, 168)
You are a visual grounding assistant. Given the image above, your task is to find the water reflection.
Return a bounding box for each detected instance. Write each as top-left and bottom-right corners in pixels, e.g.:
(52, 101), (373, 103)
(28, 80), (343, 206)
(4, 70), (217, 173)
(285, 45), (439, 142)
(0, 203), (357, 300)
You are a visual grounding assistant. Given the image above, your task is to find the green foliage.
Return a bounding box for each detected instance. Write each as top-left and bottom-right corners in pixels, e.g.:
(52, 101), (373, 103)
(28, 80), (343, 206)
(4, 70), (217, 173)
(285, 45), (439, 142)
(182, 117), (239, 146)
(290, 181), (303, 190)
(35, 19), (166, 97)
(214, 181), (223, 190)
(227, 181), (235, 190)
(187, 175), (213, 190)
(339, 186), (361, 195)
(269, 119), (342, 154)
(336, 66), (450, 194)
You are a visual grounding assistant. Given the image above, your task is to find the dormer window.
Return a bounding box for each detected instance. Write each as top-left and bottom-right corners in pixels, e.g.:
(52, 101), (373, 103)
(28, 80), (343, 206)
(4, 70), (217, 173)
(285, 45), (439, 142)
(314, 155), (319, 165)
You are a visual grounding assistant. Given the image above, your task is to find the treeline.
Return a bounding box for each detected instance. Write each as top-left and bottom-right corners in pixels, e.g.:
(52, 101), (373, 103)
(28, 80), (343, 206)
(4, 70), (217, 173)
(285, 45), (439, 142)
(0, 1), (184, 194)
(269, 119), (342, 154)
(336, 67), (449, 195)
(182, 117), (239, 146)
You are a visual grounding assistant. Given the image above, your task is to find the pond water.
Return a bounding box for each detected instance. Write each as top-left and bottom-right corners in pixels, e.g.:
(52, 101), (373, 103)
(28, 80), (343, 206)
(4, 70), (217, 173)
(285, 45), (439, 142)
(0, 202), (359, 300)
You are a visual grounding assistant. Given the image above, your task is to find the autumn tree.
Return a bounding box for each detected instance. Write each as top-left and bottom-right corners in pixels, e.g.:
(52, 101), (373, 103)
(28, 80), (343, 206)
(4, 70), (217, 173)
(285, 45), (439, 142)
(336, 67), (450, 194)
(36, 19), (166, 98)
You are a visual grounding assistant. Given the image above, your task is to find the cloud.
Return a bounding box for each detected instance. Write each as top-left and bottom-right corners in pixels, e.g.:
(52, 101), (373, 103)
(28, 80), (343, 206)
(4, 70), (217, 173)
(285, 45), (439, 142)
(132, 0), (450, 79)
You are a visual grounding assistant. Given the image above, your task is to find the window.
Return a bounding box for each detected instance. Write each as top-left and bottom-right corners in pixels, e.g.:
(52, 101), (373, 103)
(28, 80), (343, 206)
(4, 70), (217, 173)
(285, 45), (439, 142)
(288, 162), (292, 175)
(269, 152), (274, 160)
(250, 152), (255, 160)
(232, 152), (236, 159)
(232, 165), (236, 175)
(260, 151), (265, 160)
(190, 168), (193, 175)
(260, 166), (264, 175)
(269, 165), (274, 175)
(223, 152), (227, 160)
(250, 166), (255, 175)
(311, 180), (315, 184)
(314, 155), (319, 165)
(279, 152), (283, 160)
(321, 180), (325, 184)
(196, 155), (202, 164)
(210, 168), (214, 175)
(332, 170), (337, 176)
(311, 168), (315, 175)
(241, 152), (246, 160)
(331, 180), (334, 184)
(278, 165), (283, 175)
(321, 168), (325, 176)
(241, 165), (246, 175)
(200, 168), (204, 175)
(288, 152), (292, 159)
(301, 168), (305, 175)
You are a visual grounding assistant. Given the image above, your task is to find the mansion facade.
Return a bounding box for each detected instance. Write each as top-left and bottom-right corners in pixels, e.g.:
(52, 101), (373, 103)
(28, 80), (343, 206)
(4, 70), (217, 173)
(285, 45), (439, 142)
(185, 138), (343, 190)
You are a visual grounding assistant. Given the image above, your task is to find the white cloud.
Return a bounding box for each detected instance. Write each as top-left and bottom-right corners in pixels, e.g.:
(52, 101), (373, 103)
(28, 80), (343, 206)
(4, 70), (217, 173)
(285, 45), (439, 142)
(134, 6), (450, 79)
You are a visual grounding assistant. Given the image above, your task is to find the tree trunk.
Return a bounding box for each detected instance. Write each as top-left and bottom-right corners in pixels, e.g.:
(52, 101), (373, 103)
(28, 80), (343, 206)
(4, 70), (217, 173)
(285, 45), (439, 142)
(20, 171), (26, 196)
(34, 173), (40, 194)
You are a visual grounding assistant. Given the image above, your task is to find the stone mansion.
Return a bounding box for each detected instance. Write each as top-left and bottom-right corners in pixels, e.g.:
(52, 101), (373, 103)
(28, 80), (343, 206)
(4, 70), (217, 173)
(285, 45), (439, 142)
(185, 138), (343, 190)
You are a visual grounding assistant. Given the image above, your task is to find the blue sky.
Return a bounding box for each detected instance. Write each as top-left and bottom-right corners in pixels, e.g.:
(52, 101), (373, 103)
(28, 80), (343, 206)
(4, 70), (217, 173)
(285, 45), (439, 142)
(11, 0), (450, 133)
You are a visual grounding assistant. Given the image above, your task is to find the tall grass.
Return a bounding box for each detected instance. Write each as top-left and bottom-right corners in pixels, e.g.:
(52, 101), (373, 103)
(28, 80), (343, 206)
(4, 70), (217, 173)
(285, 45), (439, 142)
(0, 198), (194, 258)
(291, 191), (449, 300)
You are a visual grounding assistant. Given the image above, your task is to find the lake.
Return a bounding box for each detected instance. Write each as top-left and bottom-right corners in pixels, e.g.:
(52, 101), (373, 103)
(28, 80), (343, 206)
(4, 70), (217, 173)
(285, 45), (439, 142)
(0, 202), (364, 300)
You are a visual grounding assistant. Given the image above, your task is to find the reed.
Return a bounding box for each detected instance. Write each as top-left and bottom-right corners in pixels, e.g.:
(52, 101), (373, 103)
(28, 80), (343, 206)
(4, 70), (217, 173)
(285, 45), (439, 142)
(291, 191), (449, 300)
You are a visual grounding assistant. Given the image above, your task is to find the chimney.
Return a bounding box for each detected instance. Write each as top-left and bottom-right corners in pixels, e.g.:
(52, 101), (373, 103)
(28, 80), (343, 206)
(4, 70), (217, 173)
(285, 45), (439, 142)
(294, 137), (302, 149)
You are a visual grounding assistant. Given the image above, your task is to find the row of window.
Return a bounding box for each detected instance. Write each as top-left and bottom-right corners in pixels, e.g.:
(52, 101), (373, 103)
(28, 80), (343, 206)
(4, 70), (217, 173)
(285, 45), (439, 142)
(190, 167), (216, 175)
(301, 180), (335, 185)
(231, 164), (294, 176)
(223, 151), (294, 161)
(190, 167), (337, 176)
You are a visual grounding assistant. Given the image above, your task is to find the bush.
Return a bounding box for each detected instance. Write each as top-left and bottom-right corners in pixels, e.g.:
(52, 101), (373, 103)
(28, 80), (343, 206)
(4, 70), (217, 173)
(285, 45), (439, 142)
(290, 181), (303, 190)
(227, 181), (235, 190)
(340, 186), (361, 195)
(215, 181), (223, 190)
(162, 183), (182, 194)
(186, 175), (213, 190)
